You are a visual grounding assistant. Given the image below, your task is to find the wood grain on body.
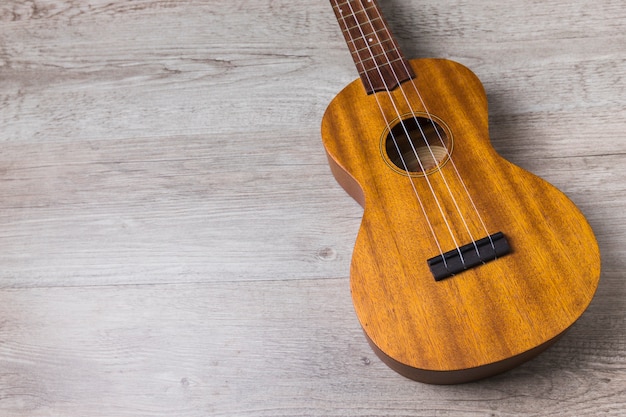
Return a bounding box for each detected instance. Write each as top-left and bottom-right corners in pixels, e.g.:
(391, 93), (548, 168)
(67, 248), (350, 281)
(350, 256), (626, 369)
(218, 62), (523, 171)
(322, 58), (601, 382)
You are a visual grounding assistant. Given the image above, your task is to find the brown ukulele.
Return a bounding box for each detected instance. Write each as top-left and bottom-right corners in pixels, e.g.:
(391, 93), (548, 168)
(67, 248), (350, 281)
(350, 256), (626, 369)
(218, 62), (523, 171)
(321, 0), (601, 384)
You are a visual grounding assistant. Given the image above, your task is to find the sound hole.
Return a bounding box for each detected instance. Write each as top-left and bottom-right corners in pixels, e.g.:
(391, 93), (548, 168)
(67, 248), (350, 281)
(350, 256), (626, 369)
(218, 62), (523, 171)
(385, 116), (450, 174)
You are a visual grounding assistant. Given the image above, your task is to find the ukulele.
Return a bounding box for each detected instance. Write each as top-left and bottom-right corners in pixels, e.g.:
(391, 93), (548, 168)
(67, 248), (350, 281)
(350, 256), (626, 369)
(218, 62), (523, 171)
(321, 0), (601, 384)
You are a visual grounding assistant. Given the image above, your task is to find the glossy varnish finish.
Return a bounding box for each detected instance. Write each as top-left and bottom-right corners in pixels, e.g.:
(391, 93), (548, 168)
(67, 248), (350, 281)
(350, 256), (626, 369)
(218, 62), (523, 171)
(321, 58), (601, 383)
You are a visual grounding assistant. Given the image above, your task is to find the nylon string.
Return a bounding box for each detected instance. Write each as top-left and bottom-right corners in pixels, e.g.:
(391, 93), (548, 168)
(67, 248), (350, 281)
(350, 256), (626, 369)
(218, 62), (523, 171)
(336, 0), (494, 265)
(337, 0), (451, 264)
(360, 0), (494, 256)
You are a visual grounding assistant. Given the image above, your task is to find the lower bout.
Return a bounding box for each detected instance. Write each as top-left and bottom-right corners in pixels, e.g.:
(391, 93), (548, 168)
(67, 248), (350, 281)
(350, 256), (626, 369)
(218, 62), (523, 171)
(363, 329), (567, 384)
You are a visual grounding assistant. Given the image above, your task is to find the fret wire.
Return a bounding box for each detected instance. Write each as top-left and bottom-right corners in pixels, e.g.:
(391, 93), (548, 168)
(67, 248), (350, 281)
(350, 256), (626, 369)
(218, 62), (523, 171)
(342, 25), (389, 40)
(353, 49), (401, 65)
(352, 38), (396, 52)
(341, 16), (382, 31)
(356, 57), (406, 74)
(344, 31), (396, 49)
(351, 38), (398, 54)
(333, 0), (375, 11)
(336, 6), (378, 22)
(339, 11), (376, 31)
(333, 0), (379, 30)
(336, 4), (377, 18)
(353, 48), (400, 59)
(334, 3), (377, 25)
(333, 0), (350, 7)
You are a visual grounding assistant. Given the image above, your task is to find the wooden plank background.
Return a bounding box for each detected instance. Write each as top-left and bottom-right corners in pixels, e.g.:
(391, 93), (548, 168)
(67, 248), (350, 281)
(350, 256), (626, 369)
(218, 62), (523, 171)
(0, 0), (624, 415)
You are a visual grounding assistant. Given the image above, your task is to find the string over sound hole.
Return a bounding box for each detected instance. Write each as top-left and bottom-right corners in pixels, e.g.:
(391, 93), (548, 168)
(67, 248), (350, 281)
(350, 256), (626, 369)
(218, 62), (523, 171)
(384, 116), (451, 175)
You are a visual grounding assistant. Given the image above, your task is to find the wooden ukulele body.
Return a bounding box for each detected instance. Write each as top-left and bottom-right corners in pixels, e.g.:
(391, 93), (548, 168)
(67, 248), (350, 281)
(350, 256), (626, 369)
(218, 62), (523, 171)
(321, 58), (601, 384)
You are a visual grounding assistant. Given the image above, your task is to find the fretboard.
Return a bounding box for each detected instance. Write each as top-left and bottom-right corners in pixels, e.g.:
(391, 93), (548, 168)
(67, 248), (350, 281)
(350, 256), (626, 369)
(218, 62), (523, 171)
(330, 0), (415, 94)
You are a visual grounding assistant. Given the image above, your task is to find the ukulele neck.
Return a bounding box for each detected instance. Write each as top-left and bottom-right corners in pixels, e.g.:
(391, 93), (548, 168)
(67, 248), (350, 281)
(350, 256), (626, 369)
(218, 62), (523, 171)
(330, 0), (415, 94)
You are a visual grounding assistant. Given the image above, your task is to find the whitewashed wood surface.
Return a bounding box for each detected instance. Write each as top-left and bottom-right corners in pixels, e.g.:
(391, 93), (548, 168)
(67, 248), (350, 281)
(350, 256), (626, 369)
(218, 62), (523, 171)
(0, 0), (624, 416)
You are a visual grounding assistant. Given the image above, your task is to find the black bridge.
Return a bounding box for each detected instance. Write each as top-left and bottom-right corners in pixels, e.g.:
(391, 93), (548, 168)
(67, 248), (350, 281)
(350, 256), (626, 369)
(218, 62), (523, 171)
(427, 232), (511, 281)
